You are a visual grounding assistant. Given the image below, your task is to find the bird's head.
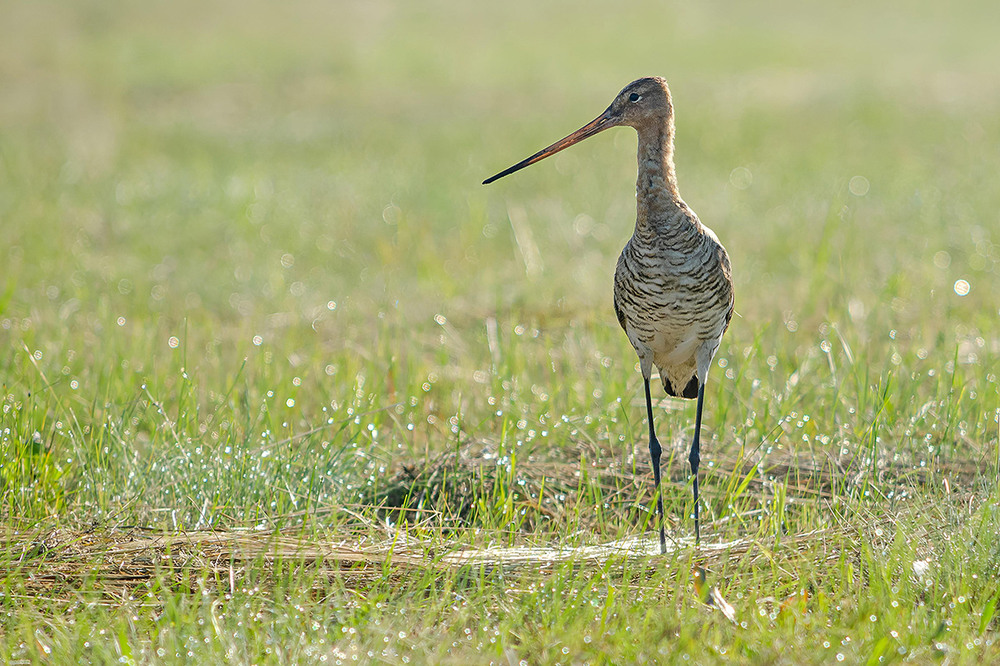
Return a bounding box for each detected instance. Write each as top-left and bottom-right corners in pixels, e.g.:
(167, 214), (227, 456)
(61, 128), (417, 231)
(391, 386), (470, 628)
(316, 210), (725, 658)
(604, 77), (673, 130)
(483, 76), (673, 185)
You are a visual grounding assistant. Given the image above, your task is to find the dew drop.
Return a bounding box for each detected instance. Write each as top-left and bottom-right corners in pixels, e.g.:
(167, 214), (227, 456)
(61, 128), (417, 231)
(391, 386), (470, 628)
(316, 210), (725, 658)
(848, 175), (870, 196)
(729, 166), (752, 190)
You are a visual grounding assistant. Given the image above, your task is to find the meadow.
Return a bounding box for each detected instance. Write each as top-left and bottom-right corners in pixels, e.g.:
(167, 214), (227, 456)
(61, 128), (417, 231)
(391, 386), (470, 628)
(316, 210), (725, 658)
(2, 0), (999, 662)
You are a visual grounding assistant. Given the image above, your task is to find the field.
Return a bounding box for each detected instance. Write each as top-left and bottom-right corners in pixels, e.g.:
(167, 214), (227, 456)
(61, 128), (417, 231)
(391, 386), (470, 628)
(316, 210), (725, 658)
(2, 0), (1000, 662)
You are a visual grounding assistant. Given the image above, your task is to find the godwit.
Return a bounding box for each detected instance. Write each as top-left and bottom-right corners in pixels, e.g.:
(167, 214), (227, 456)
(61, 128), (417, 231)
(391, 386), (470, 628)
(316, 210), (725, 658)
(484, 77), (734, 551)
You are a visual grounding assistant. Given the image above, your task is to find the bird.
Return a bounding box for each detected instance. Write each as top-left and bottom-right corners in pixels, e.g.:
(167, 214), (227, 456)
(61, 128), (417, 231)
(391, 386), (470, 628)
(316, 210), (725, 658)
(483, 77), (734, 552)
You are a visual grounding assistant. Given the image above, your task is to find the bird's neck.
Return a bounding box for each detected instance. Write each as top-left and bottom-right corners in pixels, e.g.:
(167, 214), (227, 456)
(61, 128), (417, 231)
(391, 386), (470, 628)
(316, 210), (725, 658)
(634, 120), (689, 237)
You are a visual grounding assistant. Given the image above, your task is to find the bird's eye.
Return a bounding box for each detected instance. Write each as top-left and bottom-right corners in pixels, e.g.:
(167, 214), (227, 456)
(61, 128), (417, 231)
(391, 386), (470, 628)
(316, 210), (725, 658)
(629, 93), (641, 102)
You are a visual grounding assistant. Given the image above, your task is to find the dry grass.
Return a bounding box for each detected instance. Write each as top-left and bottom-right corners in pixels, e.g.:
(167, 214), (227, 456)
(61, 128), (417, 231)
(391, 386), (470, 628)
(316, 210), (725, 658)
(6, 521), (851, 604)
(8, 444), (949, 605)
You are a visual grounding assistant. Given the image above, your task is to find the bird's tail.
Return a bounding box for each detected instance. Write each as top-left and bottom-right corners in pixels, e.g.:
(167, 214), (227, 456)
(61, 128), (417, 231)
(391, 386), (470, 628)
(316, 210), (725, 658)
(663, 374), (699, 399)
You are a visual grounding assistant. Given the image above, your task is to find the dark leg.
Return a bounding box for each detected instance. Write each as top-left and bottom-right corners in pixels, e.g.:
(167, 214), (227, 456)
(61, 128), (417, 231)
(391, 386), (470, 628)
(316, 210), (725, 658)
(644, 378), (666, 555)
(689, 383), (705, 545)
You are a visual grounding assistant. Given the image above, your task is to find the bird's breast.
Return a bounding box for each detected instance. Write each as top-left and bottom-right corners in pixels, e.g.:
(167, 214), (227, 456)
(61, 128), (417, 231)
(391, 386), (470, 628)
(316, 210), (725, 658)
(613, 228), (733, 356)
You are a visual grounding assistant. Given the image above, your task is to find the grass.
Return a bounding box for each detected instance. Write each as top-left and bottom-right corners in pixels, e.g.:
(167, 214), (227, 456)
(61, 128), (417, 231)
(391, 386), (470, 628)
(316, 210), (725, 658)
(2, 0), (1000, 662)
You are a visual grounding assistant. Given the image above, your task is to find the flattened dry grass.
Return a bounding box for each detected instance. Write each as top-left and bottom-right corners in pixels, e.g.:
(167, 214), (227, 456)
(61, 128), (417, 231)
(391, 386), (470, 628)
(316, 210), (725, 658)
(3, 447), (983, 600)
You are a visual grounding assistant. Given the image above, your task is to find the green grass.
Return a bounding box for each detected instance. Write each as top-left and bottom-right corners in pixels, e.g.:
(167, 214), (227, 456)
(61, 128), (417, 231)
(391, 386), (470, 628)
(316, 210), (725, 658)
(2, 0), (1000, 662)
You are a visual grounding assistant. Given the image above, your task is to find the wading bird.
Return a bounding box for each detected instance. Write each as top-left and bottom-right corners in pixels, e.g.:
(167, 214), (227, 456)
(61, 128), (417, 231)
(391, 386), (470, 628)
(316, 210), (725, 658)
(483, 77), (734, 551)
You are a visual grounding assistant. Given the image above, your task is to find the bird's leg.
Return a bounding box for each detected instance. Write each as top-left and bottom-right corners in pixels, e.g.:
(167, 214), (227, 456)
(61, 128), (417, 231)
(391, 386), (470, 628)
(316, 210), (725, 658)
(644, 377), (666, 555)
(689, 383), (706, 545)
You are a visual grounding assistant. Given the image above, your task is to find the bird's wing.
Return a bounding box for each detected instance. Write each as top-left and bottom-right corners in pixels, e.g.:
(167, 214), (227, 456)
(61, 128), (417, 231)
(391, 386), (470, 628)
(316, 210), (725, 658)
(613, 290), (628, 333)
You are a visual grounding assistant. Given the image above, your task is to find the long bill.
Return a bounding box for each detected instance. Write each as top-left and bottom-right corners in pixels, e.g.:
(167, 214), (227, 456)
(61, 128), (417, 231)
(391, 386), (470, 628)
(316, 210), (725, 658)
(483, 108), (618, 185)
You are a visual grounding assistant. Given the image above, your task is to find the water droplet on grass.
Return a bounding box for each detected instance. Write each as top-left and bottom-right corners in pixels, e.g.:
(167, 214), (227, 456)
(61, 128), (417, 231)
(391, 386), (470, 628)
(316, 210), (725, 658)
(729, 166), (752, 190)
(849, 175), (870, 196)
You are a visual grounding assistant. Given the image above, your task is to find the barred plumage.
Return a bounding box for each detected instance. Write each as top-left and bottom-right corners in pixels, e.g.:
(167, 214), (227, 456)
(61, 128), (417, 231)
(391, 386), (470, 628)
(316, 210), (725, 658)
(615, 211), (733, 398)
(484, 77), (734, 551)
